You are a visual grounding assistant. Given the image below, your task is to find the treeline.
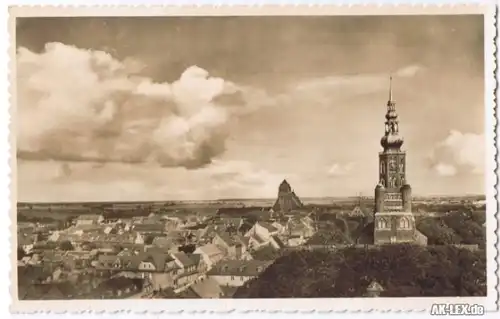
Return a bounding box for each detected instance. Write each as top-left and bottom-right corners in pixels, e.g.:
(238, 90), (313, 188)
(417, 211), (485, 248)
(234, 244), (486, 298)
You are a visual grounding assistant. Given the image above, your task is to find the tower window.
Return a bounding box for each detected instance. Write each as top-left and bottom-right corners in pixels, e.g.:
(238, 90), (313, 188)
(399, 217), (410, 229)
(377, 218), (389, 230)
(389, 177), (396, 188)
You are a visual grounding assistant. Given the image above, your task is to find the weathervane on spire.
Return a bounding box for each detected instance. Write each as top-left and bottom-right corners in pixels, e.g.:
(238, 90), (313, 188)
(389, 76), (393, 102)
(387, 76), (395, 109)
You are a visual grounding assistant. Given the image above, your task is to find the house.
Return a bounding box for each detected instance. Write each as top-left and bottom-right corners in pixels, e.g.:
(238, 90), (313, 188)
(19, 282), (76, 300)
(171, 252), (199, 290)
(140, 252), (178, 290)
(133, 223), (166, 236)
(212, 233), (248, 260)
(75, 215), (103, 226)
(103, 224), (119, 235)
(189, 253), (207, 274)
(206, 260), (272, 287)
(42, 251), (65, 266)
(286, 218), (316, 239)
(17, 265), (53, 286)
(94, 251), (179, 291)
(219, 217), (244, 231)
(63, 251), (93, 270)
(346, 205), (371, 218)
(269, 235), (286, 250)
(18, 234), (35, 255)
(151, 236), (174, 250)
(271, 220), (289, 236)
(364, 280), (385, 297)
(194, 244), (225, 270)
(72, 224), (103, 234)
(245, 222), (279, 242)
(189, 277), (224, 298)
(95, 277), (143, 299)
(82, 232), (144, 248)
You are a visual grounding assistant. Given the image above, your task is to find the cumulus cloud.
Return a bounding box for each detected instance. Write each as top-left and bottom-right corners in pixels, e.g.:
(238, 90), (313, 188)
(395, 65), (423, 78)
(433, 163), (457, 177)
(17, 42), (254, 169)
(327, 162), (356, 177)
(18, 159), (287, 201)
(429, 130), (484, 176)
(205, 160), (286, 197)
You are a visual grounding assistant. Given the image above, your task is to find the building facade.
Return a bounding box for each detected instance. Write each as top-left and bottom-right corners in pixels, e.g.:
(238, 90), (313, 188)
(373, 78), (427, 246)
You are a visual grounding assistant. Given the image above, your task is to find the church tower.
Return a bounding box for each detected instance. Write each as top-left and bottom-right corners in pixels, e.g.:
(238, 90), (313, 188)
(272, 179), (304, 213)
(373, 77), (427, 245)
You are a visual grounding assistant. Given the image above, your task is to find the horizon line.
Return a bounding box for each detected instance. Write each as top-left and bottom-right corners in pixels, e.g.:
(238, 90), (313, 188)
(17, 194), (486, 205)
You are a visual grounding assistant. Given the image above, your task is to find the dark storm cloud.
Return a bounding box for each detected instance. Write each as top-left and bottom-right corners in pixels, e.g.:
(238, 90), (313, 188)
(16, 15), (484, 87)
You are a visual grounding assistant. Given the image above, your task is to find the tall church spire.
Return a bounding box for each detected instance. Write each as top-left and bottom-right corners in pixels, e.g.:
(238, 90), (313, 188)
(388, 76), (393, 103)
(381, 76), (403, 151)
(387, 76), (396, 111)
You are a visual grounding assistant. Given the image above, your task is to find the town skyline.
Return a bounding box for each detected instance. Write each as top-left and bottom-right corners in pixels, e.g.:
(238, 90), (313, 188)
(16, 15), (485, 202)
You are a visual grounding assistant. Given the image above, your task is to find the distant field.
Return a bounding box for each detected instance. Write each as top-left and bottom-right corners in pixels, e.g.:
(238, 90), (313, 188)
(17, 194), (484, 208)
(16, 195), (485, 225)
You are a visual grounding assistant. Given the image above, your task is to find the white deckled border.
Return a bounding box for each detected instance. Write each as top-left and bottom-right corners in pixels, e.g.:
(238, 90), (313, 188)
(7, 3), (499, 314)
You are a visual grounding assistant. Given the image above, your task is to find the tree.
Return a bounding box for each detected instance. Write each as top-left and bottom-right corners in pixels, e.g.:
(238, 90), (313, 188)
(178, 244), (196, 254)
(59, 240), (74, 251)
(17, 247), (26, 260)
(234, 245), (486, 298)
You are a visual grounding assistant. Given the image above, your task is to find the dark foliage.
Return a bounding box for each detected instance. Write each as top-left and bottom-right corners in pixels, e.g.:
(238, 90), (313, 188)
(306, 221), (353, 245)
(59, 240), (74, 251)
(81, 241), (98, 250)
(417, 211), (486, 248)
(18, 247), (26, 260)
(234, 245), (486, 298)
(144, 235), (156, 245)
(179, 244), (196, 254)
(251, 245), (286, 261)
(417, 218), (462, 245)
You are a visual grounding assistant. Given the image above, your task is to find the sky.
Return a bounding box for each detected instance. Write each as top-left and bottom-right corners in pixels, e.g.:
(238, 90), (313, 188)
(16, 15), (486, 202)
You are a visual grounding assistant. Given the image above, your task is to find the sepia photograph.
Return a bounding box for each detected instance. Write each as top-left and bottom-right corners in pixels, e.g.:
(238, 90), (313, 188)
(11, 5), (495, 309)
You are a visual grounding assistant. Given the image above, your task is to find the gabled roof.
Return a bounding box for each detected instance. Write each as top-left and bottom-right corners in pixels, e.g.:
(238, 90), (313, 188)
(195, 244), (224, 258)
(76, 214), (102, 221)
(133, 223), (165, 232)
(220, 285), (239, 298)
(366, 280), (384, 292)
(257, 221), (278, 233)
(18, 235), (35, 247)
(207, 260), (272, 277)
(215, 232), (242, 247)
(234, 234), (250, 247)
(188, 253), (202, 266)
(146, 251), (175, 271)
(270, 235), (286, 249)
(172, 252), (195, 268)
(190, 277), (223, 298)
(152, 236), (173, 248)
